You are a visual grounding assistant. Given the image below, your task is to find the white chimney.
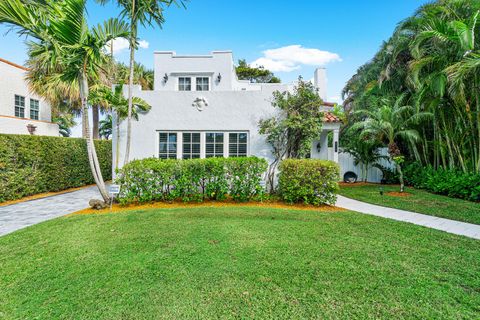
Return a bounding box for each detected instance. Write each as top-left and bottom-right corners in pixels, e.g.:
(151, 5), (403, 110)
(314, 67), (327, 101)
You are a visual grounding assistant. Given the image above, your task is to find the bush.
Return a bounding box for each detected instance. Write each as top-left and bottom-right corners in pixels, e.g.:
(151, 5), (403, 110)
(115, 157), (268, 204)
(278, 159), (339, 205)
(0, 134), (112, 202)
(404, 162), (480, 202)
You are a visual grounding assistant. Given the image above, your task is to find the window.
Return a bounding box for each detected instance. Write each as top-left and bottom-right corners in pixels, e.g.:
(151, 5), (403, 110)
(182, 132), (201, 159)
(14, 95), (25, 118)
(178, 77), (191, 91)
(205, 133), (224, 158)
(229, 132), (248, 157)
(196, 77), (209, 91)
(30, 99), (39, 120)
(159, 132), (177, 159)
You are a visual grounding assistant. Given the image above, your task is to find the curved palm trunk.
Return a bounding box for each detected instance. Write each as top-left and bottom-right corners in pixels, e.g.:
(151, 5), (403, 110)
(79, 72), (110, 203)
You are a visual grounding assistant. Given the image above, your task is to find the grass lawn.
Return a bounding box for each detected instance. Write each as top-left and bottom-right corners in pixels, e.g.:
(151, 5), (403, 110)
(339, 184), (480, 225)
(1, 207), (479, 319)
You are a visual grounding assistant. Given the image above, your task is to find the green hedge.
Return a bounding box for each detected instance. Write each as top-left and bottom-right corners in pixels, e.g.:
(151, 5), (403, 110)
(0, 134), (112, 202)
(404, 163), (480, 202)
(278, 159), (339, 205)
(115, 157), (268, 204)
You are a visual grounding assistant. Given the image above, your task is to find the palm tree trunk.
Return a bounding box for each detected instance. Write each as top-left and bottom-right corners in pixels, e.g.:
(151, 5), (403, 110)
(116, 111), (120, 171)
(79, 72), (110, 203)
(396, 163), (404, 193)
(124, 5), (136, 166)
(92, 105), (99, 139)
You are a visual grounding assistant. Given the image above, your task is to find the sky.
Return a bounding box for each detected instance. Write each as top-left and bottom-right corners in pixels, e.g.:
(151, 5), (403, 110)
(0, 0), (429, 136)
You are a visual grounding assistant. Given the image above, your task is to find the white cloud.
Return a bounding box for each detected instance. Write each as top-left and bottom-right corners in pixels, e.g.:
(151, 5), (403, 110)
(250, 45), (341, 72)
(104, 38), (150, 55)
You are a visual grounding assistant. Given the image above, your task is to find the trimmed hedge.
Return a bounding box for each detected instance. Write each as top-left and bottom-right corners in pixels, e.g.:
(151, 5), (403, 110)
(404, 163), (480, 202)
(0, 134), (112, 202)
(115, 157), (268, 204)
(278, 159), (339, 205)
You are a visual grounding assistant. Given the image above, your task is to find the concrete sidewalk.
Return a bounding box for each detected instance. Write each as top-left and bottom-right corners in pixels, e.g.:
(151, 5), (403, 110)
(336, 195), (480, 240)
(0, 186), (100, 237)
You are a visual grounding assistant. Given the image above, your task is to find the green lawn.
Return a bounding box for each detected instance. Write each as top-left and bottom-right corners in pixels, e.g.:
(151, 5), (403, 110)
(340, 184), (480, 225)
(1, 207), (479, 319)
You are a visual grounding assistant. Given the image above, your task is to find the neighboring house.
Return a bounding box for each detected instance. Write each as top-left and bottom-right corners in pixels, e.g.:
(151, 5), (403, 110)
(113, 50), (340, 171)
(0, 58), (59, 136)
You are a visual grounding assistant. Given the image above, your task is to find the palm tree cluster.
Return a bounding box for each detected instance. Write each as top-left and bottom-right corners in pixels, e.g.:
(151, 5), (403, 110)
(343, 0), (480, 174)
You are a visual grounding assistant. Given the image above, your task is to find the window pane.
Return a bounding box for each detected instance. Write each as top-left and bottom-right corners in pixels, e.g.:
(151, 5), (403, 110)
(215, 133), (224, 143)
(239, 133), (247, 143)
(192, 133), (200, 143)
(183, 133), (191, 143)
(159, 133), (168, 142)
(192, 144), (200, 153)
(229, 133), (238, 143)
(215, 144), (223, 154)
(168, 134), (177, 143)
(183, 144), (191, 153)
(206, 133), (215, 143)
(238, 144), (247, 155)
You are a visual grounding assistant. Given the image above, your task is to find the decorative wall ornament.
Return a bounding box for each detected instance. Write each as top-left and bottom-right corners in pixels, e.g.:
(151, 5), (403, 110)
(192, 97), (209, 111)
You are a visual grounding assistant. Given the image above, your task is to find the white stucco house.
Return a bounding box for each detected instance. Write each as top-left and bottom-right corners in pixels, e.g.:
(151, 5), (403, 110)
(113, 50), (341, 171)
(0, 58), (59, 136)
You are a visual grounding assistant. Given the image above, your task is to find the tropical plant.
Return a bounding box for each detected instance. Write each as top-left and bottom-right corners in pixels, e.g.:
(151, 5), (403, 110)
(99, 114), (113, 139)
(52, 113), (77, 137)
(0, 0), (130, 202)
(96, 0), (185, 166)
(350, 98), (431, 192)
(94, 84), (151, 169)
(343, 0), (480, 174)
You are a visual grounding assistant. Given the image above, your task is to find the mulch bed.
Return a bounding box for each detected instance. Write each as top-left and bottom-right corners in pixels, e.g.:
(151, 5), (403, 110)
(386, 192), (412, 197)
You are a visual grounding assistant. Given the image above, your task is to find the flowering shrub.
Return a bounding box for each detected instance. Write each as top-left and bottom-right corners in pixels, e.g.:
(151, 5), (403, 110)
(115, 157), (268, 204)
(278, 159), (339, 205)
(404, 163), (480, 202)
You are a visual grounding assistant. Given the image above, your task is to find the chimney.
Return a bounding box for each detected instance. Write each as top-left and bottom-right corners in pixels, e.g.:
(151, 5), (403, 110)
(314, 67), (327, 101)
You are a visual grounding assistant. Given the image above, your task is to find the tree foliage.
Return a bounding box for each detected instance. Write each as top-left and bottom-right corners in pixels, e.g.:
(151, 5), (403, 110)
(343, 0), (480, 174)
(235, 59), (281, 83)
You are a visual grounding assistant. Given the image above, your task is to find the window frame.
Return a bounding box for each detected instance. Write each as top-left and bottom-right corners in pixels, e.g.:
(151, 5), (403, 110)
(205, 132), (224, 158)
(158, 132), (178, 159)
(195, 77), (210, 91)
(178, 77), (192, 91)
(14, 95), (25, 118)
(182, 132), (201, 159)
(228, 132), (248, 157)
(30, 98), (40, 120)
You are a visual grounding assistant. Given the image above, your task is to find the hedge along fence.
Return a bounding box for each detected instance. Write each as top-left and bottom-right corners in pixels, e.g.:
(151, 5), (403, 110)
(0, 134), (112, 202)
(115, 157), (268, 204)
(278, 159), (340, 205)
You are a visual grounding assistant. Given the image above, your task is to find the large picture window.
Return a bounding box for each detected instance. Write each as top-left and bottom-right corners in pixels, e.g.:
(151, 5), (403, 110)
(14, 95), (25, 118)
(229, 132), (248, 157)
(159, 132), (177, 159)
(30, 99), (39, 120)
(196, 77), (209, 91)
(178, 77), (191, 91)
(205, 132), (224, 158)
(182, 132), (201, 159)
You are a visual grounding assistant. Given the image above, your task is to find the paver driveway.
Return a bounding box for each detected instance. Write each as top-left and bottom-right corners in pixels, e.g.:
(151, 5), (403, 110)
(0, 186), (100, 236)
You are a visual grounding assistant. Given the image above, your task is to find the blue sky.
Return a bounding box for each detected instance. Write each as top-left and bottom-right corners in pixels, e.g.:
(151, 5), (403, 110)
(1, 0), (427, 104)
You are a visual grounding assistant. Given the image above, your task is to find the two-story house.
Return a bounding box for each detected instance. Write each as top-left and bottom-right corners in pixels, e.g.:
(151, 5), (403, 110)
(113, 50), (340, 169)
(0, 58), (59, 136)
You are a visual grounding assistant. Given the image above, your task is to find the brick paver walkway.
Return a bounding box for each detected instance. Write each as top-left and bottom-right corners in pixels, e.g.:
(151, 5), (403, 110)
(0, 186), (100, 236)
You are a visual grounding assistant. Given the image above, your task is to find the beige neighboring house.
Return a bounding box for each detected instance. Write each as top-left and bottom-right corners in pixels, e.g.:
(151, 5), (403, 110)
(0, 58), (59, 136)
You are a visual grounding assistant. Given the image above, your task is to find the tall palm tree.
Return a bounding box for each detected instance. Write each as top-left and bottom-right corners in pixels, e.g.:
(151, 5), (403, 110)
(0, 0), (129, 202)
(96, 0), (184, 166)
(93, 84), (151, 170)
(351, 98), (432, 192)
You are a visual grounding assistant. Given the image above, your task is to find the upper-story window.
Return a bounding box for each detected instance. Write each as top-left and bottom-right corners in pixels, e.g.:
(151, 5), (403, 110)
(178, 77), (191, 91)
(14, 95), (25, 118)
(196, 77), (209, 91)
(30, 99), (40, 120)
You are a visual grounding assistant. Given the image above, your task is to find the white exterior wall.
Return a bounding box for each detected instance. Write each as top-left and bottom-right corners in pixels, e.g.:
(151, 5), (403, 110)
(0, 59), (59, 136)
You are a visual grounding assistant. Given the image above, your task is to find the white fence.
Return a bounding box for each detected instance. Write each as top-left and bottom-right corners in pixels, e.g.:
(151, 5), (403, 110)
(325, 147), (394, 183)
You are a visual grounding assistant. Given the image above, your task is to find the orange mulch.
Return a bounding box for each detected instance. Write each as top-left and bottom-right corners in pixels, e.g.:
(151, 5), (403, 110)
(0, 184), (95, 207)
(386, 192), (412, 197)
(72, 200), (346, 216)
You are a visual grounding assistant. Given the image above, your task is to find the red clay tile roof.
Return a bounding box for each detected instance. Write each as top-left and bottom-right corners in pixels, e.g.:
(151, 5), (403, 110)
(324, 111), (341, 123)
(0, 58), (29, 71)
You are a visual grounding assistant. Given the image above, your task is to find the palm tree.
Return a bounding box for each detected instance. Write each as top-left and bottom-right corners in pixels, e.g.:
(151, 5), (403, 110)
(96, 0), (185, 166)
(351, 98), (431, 192)
(0, 0), (129, 202)
(94, 84), (151, 170)
(99, 115), (113, 139)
